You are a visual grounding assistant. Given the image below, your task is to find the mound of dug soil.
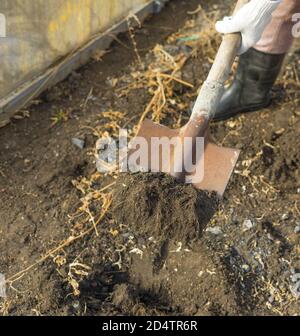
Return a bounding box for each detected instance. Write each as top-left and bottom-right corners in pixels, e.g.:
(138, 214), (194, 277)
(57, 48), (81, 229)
(113, 173), (219, 245)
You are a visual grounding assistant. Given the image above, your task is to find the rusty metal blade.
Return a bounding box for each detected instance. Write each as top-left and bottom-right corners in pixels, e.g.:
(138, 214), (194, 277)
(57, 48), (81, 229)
(128, 119), (240, 197)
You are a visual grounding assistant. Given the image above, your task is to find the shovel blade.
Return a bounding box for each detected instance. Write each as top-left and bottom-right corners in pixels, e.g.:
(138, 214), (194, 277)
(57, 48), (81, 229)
(128, 119), (240, 197)
(193, 141), (240, 196)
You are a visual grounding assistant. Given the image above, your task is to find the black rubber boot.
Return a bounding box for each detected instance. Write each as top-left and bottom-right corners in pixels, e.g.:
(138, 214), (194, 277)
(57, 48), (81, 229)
(213, 48), (285, 121)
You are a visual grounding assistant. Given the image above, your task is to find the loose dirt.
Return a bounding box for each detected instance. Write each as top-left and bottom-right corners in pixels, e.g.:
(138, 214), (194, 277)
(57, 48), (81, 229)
(113, 173), (218, 245)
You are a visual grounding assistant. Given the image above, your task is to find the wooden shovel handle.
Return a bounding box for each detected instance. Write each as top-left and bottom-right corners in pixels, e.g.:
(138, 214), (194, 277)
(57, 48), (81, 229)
(207, 0), (249, 84)
(191, 0), (249, 120)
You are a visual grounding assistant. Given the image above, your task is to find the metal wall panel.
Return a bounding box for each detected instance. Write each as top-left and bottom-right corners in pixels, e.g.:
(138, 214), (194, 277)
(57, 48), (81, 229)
(0, 0), (149, 100)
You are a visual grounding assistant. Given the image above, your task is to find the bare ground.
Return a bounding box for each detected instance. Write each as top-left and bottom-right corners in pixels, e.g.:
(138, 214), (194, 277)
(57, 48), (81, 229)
(0, 0), (299, 316)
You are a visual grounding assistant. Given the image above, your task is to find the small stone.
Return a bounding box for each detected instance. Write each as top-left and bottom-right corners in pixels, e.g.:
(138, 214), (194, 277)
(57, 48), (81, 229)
(268, 296), (274, 304)
(242, 264), (250, 272)
(72, 301), (80, 309)
(129, 248), (144, 258)
(281, 213), (289, 221)
(122, 232), (130, 239)
(294, 226), (300, 234)
(72, 138), (85, 150)
(290, 273), (300, 299)
(291, 273), (300, 282)
(290, 283), (300, 299)
(206, 227), (222, 235)
(198, 271), (204, 278)
(243, 219), (254, 231)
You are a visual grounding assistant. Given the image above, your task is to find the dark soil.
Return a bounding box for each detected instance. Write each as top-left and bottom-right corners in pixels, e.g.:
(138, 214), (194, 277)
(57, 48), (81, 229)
(265, 122), (300, 191)
(112, 241), (244, 316)
(0, 0), (299, 316)
(113, 173), (218, 245)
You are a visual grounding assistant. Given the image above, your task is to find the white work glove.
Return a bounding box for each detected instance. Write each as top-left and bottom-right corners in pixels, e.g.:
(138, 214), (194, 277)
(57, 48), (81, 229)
(216, 0), (282, 54)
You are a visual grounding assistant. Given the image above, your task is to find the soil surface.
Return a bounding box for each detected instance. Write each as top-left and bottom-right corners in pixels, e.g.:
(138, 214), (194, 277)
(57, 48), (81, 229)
(0, 0), (299, 316)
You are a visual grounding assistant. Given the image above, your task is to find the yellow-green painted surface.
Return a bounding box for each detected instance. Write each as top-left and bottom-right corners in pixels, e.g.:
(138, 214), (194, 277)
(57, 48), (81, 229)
(0, 0), (149, 99)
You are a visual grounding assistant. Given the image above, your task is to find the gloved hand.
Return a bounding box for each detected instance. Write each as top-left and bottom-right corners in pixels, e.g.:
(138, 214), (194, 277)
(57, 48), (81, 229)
(216, 0), (282, 54)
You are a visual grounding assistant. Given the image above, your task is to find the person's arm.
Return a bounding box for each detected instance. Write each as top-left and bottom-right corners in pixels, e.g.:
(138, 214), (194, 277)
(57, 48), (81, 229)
(216, 0), (282, 54)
